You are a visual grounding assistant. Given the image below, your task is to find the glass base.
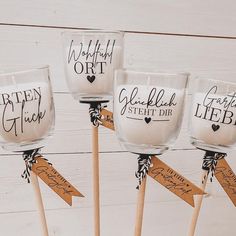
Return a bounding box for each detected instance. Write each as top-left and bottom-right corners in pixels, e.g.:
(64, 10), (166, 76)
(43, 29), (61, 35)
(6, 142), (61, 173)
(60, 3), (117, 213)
(190, 137), (229, 153)
(120, 141), (169, 155)
(1, 137), (49, 152)
(72, 92), (112, 103)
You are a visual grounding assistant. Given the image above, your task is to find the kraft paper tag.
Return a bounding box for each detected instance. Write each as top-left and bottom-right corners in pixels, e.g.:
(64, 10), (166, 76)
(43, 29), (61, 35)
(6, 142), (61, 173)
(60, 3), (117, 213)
(32, 157), (84, 206)
(215, 158), (236, 206)
(100, 109), (205, 207)
(100, 109), (114, 130)
(148, 156), (205, 207)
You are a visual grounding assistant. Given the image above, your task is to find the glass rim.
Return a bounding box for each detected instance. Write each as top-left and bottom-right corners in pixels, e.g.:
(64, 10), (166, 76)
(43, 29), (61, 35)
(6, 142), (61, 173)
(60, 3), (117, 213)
(0, 65), (49, 77)
(115, 68), (190, 77)
(194, 76), (236, 86)
(61, 29), (124, 37)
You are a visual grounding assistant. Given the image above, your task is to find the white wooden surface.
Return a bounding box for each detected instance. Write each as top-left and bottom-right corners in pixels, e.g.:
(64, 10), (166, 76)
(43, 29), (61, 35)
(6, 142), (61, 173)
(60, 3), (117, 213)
(0, 1), (236, 235)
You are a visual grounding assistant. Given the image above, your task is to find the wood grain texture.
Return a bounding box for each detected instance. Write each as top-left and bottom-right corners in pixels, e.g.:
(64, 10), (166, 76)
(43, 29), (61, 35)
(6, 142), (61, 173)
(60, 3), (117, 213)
(0, 151), (236, 236)
(1, 200), (236, 236)
(1, 150), (236, 212)
(0, 0), (236, 37)
(0, 1), (236, 235)
(0, 93), (195, 155)
(1, 25), (235, 154)
(0, 25), (236, 93)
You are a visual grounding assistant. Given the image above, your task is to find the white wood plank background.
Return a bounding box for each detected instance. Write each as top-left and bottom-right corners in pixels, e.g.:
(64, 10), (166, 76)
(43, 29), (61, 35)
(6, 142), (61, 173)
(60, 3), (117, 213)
(0, 1), (236, 235)
(0, 0), (236, 37)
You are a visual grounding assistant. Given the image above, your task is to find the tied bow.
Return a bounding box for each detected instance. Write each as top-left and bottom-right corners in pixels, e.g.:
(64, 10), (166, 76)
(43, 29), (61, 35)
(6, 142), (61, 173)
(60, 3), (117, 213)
(202, 150), (226, 183)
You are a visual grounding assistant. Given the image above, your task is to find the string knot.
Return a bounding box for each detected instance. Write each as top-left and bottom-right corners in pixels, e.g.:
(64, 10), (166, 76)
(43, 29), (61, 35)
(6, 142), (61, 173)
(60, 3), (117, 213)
(21, 148), (51, 183)
(89, 102), (107, 127)
(135, 154), (152, 190)
(202, 150), (226, 183)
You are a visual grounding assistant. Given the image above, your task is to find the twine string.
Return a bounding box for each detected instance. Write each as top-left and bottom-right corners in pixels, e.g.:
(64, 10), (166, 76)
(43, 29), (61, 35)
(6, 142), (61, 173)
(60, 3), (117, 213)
(21, 148), (51, 183)
(135, 154), (152, 190)
(202, 150), (226, 183)
(89, 102), (107, 127)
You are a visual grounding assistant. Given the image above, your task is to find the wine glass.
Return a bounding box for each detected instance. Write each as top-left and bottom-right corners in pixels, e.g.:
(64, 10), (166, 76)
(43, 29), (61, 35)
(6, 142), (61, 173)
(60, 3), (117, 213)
(0, 65), (55, 152)
(190, 78), (236, 152)
(113, 69), (189, 236)
(114, 69), (189, 155)
(0, 65), (55, 236)
(62, 30), (123, 102)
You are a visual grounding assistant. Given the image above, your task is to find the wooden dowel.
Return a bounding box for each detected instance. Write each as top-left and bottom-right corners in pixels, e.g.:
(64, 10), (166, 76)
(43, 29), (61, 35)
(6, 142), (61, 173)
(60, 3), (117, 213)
(92, 125), (100, 236)
(134, 176), (147, 236)
(188, 170), (208, 236)
(30, 171), (49, 236)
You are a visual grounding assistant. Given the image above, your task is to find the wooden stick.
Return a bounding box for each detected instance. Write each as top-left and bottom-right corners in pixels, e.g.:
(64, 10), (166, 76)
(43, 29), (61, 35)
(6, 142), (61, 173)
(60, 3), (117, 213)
(134, 176), (147, 236)
(30, 171), (49, 236)
(188, 170), (208, 236)
(92, 125), (100, 236)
